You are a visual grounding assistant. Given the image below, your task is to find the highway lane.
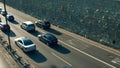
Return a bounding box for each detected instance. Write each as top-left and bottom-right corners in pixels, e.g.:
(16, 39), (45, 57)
(0, 2), (120, 68)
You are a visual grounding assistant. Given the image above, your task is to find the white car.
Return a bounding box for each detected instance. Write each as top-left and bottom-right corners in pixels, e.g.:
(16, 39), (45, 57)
(14, 37), (36, 52)
(20, 21), (35, 31)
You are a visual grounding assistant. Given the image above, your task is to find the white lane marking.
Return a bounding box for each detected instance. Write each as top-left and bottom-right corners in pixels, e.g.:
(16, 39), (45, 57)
(59, 40), (116, 68)
(51, 52), (72, 66)
(111, 58), (120, 65)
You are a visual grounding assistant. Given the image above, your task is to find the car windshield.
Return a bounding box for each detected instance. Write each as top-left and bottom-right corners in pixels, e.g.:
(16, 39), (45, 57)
(45, 34), (57, 41)
(9, 16), (14, 18)
(23, 38), (33, 45)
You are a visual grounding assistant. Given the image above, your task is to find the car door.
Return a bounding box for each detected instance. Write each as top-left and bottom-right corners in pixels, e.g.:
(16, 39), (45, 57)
(42, 35), (49, 43)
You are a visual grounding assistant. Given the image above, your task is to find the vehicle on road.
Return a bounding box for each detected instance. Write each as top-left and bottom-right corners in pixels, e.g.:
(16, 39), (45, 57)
(20, 21), (35, 32)
(14, 37), (36, 52)
(0, 22), (10, 32)
(7, 14), (14, 21)
(35, 20), (51, 29)
(1, 9), (6, 16)
(38, 33), (58, 45)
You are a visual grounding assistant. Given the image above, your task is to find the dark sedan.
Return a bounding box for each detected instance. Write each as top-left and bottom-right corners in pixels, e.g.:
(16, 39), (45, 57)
(7, 14), (14, 21)
(35, 20), (51, 29)
(38, 33), (58, 45)
(0, 23), (10, 32)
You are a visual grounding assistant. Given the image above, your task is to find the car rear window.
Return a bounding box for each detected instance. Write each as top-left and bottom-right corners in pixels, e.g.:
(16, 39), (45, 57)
(23, 39), (33, 45)
(45, 34), (57, 41)
(28, 24), (35, 27)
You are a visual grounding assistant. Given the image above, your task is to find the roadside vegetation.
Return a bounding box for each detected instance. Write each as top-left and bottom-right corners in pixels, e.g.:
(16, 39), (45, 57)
(0, 0), (120, 49)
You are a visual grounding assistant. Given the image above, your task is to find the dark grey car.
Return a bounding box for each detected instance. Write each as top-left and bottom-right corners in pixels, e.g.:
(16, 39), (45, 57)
(38, 33), (58, 45)
(35, 20), (51, 29)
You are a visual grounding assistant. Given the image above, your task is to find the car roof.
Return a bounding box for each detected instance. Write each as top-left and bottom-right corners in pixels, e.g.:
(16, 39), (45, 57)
(23, 21), (33, 25)
(37, 20), (50, 23)
(44, 33), (57, 40)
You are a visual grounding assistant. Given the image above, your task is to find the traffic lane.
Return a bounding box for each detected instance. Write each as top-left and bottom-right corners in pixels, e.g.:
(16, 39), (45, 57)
(7, 23), (73, 68)
(84, 45), (120, 68)
(10, 23), (115, 68)
(54, 33), (120, 67)
(53, 41), (115, 68)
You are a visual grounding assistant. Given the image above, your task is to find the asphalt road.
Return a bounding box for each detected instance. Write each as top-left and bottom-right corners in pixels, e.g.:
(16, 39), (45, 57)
(0, 54), (9, 68)
(0, 2), (120, 68)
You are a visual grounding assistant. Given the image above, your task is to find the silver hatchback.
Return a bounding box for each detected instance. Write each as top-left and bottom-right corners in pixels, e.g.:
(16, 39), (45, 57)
(20, 21), (35, 32)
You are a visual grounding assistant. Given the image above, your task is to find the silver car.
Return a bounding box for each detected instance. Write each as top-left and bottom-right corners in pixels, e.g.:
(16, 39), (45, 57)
(20, 21), (35, 31)
(14, 37), (36, 52)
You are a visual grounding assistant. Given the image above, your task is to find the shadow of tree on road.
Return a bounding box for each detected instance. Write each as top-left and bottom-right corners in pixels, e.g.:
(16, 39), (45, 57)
(3, 30), (16, 37)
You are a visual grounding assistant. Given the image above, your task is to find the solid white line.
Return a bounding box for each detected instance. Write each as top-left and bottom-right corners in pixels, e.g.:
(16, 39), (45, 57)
(59, 40), (116, 68)
(51, 52), (72, 66)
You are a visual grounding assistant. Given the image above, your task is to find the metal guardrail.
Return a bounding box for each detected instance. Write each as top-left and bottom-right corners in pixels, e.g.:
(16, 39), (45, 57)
(0, 35), (31, 68)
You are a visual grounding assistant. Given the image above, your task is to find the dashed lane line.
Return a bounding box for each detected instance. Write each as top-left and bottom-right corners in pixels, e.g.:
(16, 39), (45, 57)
(59, 40), (116, 68)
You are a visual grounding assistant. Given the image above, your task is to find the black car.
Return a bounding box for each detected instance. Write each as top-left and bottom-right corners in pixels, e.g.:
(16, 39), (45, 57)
(0, 23), (10, 32)
(7, 14), (14, 21)
(35, 20), (51, 29)
(38, 33), (58, 45)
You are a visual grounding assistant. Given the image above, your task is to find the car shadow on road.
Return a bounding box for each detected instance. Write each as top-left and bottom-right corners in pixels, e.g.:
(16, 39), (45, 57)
(28, 30), (41, 37)
(10, 20), (19, 24)
(49, 44), (71, 54)
(46, 28), (62, 35)
(25, 50), (47, 63)
(3, 30), (16, 37)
